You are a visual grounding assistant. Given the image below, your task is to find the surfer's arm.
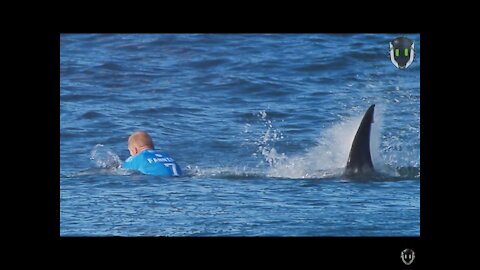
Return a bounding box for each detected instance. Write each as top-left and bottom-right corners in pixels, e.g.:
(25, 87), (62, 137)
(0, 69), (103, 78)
(122, 156), (136, 170)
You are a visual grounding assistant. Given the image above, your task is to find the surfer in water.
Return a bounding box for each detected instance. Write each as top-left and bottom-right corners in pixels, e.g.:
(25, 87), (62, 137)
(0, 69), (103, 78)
(122, 131), (182, 176)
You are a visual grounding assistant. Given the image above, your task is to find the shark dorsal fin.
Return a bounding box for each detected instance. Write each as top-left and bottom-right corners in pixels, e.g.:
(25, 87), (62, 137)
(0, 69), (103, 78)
(344, 104), (375, 177)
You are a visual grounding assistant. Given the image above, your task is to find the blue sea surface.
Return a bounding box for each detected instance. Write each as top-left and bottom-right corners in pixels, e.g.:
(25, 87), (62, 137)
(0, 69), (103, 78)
(60, 34), (420, 236)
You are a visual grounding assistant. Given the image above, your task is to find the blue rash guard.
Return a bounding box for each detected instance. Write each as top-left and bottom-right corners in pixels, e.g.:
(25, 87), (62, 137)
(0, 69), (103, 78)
(122, 149), (182, 176)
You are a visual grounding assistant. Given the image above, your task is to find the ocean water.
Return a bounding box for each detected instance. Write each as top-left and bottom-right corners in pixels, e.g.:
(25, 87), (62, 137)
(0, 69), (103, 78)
(60, 34), (420, 236)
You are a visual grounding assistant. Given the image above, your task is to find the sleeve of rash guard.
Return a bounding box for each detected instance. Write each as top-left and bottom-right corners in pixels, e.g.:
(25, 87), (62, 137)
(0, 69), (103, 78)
(122, 156), (137, 170)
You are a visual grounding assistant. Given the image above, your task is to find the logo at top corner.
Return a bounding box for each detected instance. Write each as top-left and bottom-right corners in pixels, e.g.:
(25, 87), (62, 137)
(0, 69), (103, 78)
(389, 37), (415, 69)
(401, 248), (415, 265)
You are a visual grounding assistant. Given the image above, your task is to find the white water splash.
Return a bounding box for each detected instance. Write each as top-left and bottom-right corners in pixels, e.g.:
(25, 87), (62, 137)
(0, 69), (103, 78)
(252, 110), (285, 167)
(90, 144), (122, 169)
(63, 144), (132, 178)
(259, 106), (387, 179)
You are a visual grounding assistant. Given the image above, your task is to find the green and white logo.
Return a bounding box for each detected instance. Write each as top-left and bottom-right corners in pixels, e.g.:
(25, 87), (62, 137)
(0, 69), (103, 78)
(389, 37), (415, 69)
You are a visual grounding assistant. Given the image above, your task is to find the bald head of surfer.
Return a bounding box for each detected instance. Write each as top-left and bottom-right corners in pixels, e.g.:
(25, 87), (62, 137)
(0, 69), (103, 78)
(127, 131), (154, 156)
